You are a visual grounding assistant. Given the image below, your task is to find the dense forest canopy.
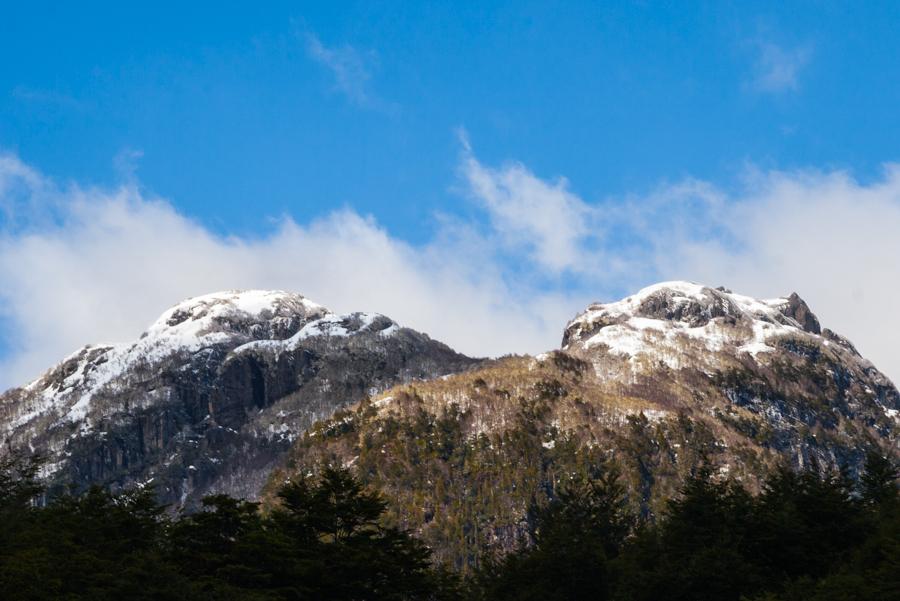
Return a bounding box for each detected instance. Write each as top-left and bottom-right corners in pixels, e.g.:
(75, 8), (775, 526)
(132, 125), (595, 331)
(0, 452), (896, 600)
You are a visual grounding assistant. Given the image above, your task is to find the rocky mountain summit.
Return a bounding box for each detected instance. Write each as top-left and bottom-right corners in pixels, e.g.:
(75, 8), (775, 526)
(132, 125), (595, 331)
(560, 282), (897, 460)
(0, 290), (478, 508)
(271, 282), (899, 567)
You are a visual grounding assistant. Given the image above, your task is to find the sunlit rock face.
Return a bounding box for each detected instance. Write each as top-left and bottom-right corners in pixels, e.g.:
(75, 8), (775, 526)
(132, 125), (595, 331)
(561, 281), (898, 467)
(0, 290), (479, 508)
(270, 282), (898, 567)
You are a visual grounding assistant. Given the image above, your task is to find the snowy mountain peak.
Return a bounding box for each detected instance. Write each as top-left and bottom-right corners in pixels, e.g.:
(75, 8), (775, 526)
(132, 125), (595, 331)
(2, 290), (401, 436)
(146, 289), (330, 342)
(0, 289), (477, 508)
(569, 281), (808, 332)
(557, 281), (898, 461)
(561, 281), (851, 375)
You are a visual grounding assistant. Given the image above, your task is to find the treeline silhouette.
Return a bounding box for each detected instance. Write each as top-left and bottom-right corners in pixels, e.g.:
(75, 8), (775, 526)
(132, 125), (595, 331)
(0, 453), (896, 600)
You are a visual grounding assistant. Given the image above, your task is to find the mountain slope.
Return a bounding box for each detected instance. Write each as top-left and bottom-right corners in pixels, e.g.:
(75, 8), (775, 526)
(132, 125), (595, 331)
(0, 290), (479, 508)
(268, 282), (899, 568)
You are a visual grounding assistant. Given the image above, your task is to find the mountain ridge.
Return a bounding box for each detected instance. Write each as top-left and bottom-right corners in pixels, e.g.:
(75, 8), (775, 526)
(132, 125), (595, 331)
(264, 281), (899, 567)
(0, 289), (479, 507)
(1, 280), (897, 548)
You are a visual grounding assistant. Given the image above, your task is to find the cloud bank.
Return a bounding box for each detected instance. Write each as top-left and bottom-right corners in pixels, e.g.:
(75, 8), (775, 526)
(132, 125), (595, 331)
(0, 153), (587, 389)
(1, 150), (899, 390)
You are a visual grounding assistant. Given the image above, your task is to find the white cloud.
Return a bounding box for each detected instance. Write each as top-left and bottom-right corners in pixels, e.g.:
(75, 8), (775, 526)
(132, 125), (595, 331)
(2, 150), (899, 390)
(749, 40), (812, 93)
(0, 154), (48, 226)
(112, 147), (144, 182)
(459, 147), (900, 384)
(459, 141), (598, 274)
(656, 166), (900, 383)
(0, 155), (585, 389)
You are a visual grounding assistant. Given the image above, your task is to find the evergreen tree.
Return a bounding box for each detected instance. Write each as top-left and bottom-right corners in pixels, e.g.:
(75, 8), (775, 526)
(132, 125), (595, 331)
(272, 466), (438, 600)
(613, 465), (759, 601)
(750, 463), (864, 587)
(860, 451), (899, 507)
(473, 464), (633, 600)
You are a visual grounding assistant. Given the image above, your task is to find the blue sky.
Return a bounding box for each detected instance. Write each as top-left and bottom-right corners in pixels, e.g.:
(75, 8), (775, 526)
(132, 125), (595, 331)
(2, 1), (900, 387)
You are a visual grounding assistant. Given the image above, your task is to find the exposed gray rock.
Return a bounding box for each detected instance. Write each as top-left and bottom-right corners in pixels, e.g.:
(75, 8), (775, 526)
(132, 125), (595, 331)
(0, 291), (479, 509)
(562, 281), (899, 475)
(634, 286), (743, 327)
(779, 292), (822, 334)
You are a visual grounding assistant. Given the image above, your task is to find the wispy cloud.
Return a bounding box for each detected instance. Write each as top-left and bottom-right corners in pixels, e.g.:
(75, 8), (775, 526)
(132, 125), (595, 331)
(112, 147), (144, 183)
(11, 85), (86, 110)
(304, 32), (389, 110)
(458, 131), (599, 275)
(0, 153), (53, 229)
(748, 40), (812, 94)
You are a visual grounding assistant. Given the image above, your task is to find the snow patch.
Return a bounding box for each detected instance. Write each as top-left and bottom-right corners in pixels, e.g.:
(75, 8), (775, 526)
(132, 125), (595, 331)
(568, 281), (801, 371)
(232, 312), (399, 357)
(5, 290), (340, 433)
(372, 396), (394, 408)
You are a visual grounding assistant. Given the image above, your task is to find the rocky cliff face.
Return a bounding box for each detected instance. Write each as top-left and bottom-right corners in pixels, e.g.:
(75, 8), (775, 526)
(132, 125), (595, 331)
(0, 290), (478, 508)
(561, 282), (897, 466)
(270, 282), (899, 568)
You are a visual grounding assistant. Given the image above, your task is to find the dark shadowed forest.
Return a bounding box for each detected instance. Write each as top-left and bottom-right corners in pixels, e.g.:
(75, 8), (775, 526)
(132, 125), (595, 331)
(0, 453), (896, 600)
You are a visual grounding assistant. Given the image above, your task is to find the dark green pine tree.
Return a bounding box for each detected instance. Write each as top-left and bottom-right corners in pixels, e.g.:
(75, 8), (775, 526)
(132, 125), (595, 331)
(860, 450), (900, 507)
(168, 495), (278, 598)
(472, 464), (634, 601)
(170, 465), (448, 600)
(613, 464), (759, 601)
(272, 466), (439, 600)
(750, 462), (865, 588)
(802, 452), (899, 601)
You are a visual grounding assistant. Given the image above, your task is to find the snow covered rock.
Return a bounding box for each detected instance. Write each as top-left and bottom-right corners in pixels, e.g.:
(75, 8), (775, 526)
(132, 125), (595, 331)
(0, 290), (478, 508)
(562, 281), (899, 465)
(565, 282), (856, 370)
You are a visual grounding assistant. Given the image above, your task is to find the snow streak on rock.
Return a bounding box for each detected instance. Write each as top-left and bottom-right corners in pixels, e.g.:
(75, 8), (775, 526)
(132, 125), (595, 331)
(0, 290), (476, 508)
